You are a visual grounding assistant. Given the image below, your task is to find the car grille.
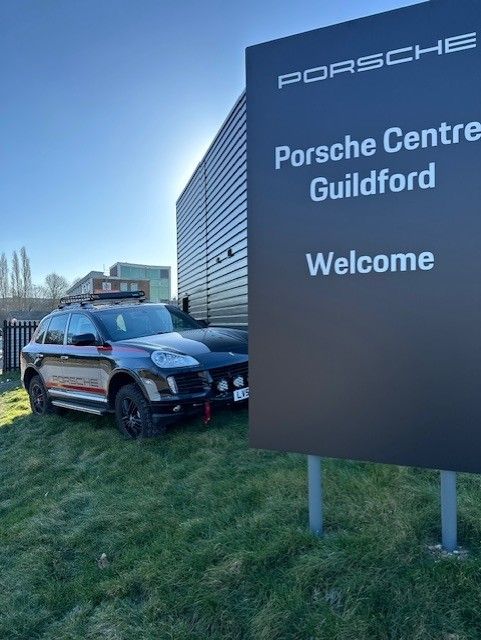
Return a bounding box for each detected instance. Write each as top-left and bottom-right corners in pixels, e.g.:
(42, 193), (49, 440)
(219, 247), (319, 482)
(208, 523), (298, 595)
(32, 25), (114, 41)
(173, 371), (210, 395)
(171, 362), (248, 397)
(209, 362), (249, 394)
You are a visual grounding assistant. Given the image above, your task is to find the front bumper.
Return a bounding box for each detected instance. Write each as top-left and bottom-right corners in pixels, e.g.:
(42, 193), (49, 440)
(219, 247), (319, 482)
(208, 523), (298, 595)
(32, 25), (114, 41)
(149, 390), (248, 425)
(145, 359), (249, 425)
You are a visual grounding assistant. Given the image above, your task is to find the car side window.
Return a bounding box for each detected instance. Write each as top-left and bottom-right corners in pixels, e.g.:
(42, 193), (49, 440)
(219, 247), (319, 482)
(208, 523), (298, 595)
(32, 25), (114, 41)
(66, 313), (99, 345)
(169, 308), (198, 331)
(34, 318), (49, 344)
(44, 314), (68, 345)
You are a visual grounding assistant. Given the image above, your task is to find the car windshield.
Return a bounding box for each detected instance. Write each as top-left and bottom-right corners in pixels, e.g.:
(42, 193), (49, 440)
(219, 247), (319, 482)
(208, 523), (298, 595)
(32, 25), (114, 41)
(95, 305), (202, 341)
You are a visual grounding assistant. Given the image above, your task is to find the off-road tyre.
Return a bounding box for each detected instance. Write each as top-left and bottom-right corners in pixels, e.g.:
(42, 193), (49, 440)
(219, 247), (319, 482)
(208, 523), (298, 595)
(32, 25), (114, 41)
(28, 375), (57, 416)
(115, 383), (164, 439)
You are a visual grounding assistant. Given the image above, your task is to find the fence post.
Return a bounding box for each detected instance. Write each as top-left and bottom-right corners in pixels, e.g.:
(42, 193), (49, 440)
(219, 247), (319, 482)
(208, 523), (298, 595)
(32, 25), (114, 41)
(1, 320), (6, 373)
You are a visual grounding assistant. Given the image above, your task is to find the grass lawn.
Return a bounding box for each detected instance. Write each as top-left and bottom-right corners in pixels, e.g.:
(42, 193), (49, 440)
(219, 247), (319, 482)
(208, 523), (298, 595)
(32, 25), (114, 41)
(0, 369), (21, 391)
(2, 387), (481, 640)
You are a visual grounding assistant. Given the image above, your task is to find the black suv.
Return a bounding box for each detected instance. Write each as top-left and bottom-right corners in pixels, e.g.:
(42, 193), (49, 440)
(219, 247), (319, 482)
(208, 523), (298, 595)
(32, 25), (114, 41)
(21, 291), (248, 438)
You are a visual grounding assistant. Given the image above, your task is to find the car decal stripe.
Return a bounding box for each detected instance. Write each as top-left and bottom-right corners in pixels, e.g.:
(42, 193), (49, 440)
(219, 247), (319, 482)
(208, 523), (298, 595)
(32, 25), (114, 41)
(47, 382), (106, 395)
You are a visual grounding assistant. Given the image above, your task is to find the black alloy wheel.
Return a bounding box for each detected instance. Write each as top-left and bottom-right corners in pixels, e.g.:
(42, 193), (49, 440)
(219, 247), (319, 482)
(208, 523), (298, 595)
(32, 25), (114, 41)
(31, 381), (45, 414)
(114, 383), (159, 439)
(120, 397), (142, 438)
(28, 375), (55, 416)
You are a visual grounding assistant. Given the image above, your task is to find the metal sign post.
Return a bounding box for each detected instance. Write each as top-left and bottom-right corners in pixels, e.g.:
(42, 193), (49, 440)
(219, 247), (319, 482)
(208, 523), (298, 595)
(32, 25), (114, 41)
(308, 455), (323, 536)
(440, 470), (457, 552)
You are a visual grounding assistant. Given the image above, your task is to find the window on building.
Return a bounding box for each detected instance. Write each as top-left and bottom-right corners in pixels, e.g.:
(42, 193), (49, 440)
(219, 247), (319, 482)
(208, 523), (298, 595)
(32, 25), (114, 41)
(121, 266), (144, 279)
(150, 280), (170, 303)
(130, 282), (139, 291)
(44, 314), (68, 345)
(120, 282), (128, 292)
(102, 281), (112, 291)
(146, 267), (161, 279)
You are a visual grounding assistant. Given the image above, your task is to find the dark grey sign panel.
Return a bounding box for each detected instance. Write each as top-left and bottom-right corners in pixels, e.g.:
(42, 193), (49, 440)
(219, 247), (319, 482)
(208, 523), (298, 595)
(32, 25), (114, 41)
(246, 0), (481, 473)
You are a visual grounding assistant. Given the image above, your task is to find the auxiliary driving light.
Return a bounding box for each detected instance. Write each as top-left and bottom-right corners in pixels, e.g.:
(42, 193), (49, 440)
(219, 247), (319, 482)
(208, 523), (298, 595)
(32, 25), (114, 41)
(217, 378), (229, 392)
(233, 375), (244, 388)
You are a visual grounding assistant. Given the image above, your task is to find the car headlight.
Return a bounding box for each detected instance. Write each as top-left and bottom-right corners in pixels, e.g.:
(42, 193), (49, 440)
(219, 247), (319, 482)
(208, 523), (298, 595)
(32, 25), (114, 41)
(151, 350), (199, 369)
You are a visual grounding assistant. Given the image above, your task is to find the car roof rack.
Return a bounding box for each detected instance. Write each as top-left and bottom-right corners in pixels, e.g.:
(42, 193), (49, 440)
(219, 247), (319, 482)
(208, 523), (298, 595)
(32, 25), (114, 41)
(58, 290), (146, 309)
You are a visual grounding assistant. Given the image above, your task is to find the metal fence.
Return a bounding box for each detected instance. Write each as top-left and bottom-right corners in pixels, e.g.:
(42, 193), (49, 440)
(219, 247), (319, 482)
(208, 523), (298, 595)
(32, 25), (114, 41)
(2, 320), (38, 372)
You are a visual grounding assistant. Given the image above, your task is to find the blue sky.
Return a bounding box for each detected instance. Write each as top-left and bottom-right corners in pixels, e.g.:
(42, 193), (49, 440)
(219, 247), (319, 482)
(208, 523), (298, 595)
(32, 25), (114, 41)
(1, 0), (425, 293)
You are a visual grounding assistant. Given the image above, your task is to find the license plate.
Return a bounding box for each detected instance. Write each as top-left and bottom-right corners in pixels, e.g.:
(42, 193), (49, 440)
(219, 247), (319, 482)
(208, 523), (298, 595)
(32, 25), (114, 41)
(233, 387), (249, 401)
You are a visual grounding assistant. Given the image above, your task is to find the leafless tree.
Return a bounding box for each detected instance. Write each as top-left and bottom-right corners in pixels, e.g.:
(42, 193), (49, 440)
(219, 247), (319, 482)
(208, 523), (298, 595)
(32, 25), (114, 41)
(20, 246), (32, 302)
(31, 284), (45, 299)
(43, 272), (69, 305)
(0, 253), (8, 302)
(10, 250), (21, 303)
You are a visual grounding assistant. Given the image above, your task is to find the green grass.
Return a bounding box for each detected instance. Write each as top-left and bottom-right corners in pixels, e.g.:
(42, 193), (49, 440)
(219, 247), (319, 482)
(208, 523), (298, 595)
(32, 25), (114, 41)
(2, 387), (481, 640)
(0, 369), (21, 389)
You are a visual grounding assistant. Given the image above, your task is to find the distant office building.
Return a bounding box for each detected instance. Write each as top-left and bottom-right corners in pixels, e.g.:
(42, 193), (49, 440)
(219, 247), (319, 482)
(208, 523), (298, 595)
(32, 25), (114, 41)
(176, 93), (247, 327)
(67, 263), (171, 302)
(109, 263), (171, 302)
(67, 271), (105, 295)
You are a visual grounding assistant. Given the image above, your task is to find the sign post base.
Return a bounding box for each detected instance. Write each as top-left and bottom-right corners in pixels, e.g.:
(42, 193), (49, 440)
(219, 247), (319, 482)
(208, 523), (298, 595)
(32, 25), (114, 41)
(440, 470), (457, 552)
(308, 455), (323, 536)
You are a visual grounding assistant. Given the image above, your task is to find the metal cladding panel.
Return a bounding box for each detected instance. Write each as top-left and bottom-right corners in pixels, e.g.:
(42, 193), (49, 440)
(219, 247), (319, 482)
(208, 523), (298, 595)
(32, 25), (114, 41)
(176, 93), (247, 326)
(177, 165), (208, 319)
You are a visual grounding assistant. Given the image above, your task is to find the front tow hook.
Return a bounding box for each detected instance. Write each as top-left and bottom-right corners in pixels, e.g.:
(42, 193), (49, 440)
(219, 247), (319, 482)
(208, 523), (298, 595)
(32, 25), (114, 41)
(203, 401), (212, 424)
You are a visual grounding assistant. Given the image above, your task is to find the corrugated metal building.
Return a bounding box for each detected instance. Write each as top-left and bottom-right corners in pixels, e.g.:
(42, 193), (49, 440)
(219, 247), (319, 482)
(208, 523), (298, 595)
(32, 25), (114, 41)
(176, 93), (247, 327)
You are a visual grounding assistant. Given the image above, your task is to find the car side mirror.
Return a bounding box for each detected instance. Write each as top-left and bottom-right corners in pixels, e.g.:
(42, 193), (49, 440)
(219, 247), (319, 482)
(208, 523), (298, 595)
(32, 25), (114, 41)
(72, 333), (97, 346)
(196, 319), (209, 328)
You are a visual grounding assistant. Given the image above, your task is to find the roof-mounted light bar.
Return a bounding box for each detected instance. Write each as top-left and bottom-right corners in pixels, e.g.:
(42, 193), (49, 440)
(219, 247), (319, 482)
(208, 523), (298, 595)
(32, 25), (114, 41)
(58, 290), (146, 308)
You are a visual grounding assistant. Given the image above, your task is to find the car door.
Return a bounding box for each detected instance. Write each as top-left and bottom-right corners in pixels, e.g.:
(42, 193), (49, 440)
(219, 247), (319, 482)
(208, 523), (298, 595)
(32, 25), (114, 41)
(62, 312), (104, 403)
(40, 313), (69, 392)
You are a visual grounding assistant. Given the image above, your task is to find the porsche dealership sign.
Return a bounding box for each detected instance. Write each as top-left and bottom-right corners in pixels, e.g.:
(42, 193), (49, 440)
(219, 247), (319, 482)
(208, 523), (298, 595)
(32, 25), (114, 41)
(246, 0), (481, 473)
